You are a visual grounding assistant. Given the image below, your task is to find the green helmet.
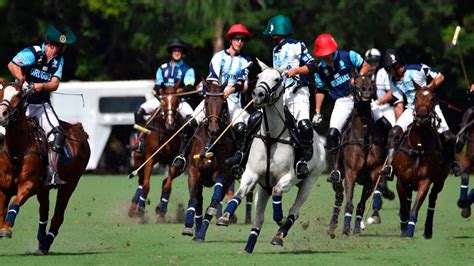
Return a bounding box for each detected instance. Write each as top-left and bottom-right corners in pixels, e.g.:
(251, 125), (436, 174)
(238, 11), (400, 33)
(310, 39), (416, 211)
(45, 24), (77, 45)
(263, 15), (293, 36)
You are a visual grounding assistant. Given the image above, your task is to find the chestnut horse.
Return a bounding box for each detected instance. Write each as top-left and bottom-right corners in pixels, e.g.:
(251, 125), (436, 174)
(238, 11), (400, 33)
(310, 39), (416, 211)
(456, 106), (474, 218)
(128, 85), (182, 223)
(0, 80), (90, 255)
(328, 74), (387, 237)
(181, 81), (234, 241)
(393, 88), (449, 238)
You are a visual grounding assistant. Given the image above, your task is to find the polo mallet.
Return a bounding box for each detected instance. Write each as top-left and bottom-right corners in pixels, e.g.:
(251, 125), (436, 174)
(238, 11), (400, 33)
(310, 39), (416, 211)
(363, 156), (390, 221)
(193, 98), (255, 160)
(450, 26), (471, 90)
(133, 106), (162, 135)
(128, 108), (204, 179)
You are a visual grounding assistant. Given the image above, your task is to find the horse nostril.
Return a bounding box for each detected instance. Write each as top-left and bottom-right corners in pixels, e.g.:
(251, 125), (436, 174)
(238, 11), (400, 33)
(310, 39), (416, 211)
(2, 111), (7, 117)
(257, 92), (265, 98)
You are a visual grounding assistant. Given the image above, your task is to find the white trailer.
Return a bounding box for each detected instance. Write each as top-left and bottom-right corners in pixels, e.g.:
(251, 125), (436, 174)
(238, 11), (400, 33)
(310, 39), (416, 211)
(52, 80), (155, 170)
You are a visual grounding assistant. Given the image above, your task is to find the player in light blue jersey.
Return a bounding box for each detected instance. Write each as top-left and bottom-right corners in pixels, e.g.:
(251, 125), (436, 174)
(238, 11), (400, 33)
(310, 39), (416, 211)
(133, 39), (195, 152)
(171, 24), (253, 173)
(8, 25), (76, 186)
(380, 49), (463, 179)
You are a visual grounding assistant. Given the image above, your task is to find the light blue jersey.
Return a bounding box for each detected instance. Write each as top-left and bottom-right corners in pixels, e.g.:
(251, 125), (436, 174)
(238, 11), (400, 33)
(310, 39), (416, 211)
(272, 38), (313, 88)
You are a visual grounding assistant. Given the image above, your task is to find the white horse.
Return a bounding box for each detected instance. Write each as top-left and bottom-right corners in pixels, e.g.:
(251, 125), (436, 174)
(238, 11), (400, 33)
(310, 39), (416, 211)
(216, 60), (326, 253)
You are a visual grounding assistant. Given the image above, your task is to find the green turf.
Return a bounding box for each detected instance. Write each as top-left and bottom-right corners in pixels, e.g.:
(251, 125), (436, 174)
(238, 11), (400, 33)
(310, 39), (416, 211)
(0, 173), (472, 265)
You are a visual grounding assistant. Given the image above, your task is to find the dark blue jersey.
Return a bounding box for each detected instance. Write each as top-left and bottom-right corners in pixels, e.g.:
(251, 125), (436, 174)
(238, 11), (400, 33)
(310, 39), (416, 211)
(156, 59), (195, 89)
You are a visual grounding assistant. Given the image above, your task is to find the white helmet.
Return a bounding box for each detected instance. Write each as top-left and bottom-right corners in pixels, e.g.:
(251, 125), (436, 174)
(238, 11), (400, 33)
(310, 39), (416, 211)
(365, 48), (381, 63)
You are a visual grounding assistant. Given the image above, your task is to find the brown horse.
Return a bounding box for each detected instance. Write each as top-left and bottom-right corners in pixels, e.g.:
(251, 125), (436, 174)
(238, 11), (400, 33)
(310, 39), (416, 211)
(393, 88), (449, 238)
(0, 80), (90, 255)
(456, 106), (474, 218)
(128, 85), (183, 223)
(181, 81), (234, 241)
(328, 74), (387, 237)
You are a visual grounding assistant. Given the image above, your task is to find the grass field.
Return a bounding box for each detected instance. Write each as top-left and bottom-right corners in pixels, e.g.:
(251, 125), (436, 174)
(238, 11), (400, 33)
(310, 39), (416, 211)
(0, 173), (472, 265)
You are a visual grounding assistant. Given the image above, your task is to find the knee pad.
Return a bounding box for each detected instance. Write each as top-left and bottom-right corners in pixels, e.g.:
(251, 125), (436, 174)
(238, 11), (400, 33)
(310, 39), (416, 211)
(247, 111), (262, 134)
(234, 122), (247, 140)
(134, 108), (147, 125)
(388, 126), (403, 149)
(326, 128), (341, 152)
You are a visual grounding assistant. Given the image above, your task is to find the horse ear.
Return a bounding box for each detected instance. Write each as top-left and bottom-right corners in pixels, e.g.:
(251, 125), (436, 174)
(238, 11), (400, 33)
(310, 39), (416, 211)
(413, 81), (422, 90)
(256, 58), (270, 71)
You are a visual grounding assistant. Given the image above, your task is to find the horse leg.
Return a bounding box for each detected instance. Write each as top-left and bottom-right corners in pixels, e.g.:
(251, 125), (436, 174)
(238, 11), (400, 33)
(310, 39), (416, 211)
(396, 180), (410, 236)
(129, 157), (145, 218)
(328, 180), (344, 239)
(342, 173), (356, 236)
(217, 170), (257, 226)
(183, 169), (200, 236)
(194, 175), (226, 241)
(0, 180), (37, 238)
(272, 175), (316, 246)
(424, 181), (445, 239)
(0, 191), (11, 229)
(271, 172), (295, 226)
(406, 180), (431, 238)
(137, 161), (152, 224)
(194, 186), (203, 236)
(370, 183), (382, 224)
(35, 181), (79, 255)
(354, 182), (373, 235)
(244, 187), (270, 253)
(457, 171), (471, 217)
(36, 190), (50, 244)
(245, 189), (254, 224)
(156, 166), (178, 223)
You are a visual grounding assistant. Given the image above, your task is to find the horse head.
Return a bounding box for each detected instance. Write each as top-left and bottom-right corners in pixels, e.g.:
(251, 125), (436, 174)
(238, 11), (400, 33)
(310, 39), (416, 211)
(253, 58), (285, 108)
(202, 79), (227, 135)
(352, 74), (375, 104)
(0, 82), (27, 126)
(159, 84), (180, 131)
(414, 86), (436, 126)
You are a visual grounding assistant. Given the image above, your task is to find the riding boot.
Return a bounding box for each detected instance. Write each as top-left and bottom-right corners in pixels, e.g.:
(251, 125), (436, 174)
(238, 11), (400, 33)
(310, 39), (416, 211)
(171, 118), (198, 174)
(326, 128), (342, 183)
(380, 126), (403, 181)
(295, 119), (313, 178)
(134, 108), (147, 153)
(375, 116), (392, 147)
(225, 111), (262, 176)
(47, 127), (67, 186)
(440, 131), (463, 176)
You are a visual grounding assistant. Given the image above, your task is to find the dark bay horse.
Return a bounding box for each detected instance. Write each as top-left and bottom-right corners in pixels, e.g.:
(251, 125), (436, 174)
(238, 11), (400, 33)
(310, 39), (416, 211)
(328, 74), (387, 237)
(129, 85), (183, 223)
(0, 81), (90, 255)
(456, 106), (474, 218)
(393, 88), (449, 238)
(181, 81), (234, 241)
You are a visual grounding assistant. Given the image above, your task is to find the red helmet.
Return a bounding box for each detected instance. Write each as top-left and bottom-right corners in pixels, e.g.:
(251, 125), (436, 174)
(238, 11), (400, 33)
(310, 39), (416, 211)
(226, 24), (252, 40)
(313, 33), (338, 57)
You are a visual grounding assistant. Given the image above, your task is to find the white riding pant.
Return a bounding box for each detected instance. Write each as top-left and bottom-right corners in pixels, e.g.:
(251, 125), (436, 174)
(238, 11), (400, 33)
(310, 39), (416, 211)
(26, 102), (59, 141)
(329, 96), (384, 132)
(379, 103), (396, 126)
(283, 86), (310, 122)
(192, 98), (249, 126)
(395, 104), (449, 133)
(140, 98), (193, 119)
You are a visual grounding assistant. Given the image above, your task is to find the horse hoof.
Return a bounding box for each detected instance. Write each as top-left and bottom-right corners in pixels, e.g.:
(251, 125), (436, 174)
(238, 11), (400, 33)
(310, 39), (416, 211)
(138, 215), (149, 224)
(193, 237), (205, 243)
(182, 227), (193, 237)
(206, 207), (217, 216)
(270, 234), (284, 246)
(155, 205), (161, 215)
(342, 230), (350, 237)
(461, 207), (471, 218)
(229, 214), (238, 224)
(369, 216), (381, 224)
(127, 208), (137, 218)
(0, 228), (12, 238)
(353, 229), (361, 236)
(245, 218), (252, 224)
(156, 215), (166, 224)
(216, 216), (230, 227)
(423, 233), (432, 239)
(33, 249), (48, 256)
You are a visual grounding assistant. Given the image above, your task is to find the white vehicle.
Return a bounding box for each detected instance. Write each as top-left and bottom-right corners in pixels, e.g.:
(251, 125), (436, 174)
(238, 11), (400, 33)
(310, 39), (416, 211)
(52, 80), (155, 170)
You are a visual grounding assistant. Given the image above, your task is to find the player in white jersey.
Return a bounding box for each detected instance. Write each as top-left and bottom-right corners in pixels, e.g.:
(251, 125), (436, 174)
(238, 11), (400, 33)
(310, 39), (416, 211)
(172, 24), (253, 173)
(380, 49), (463, 179)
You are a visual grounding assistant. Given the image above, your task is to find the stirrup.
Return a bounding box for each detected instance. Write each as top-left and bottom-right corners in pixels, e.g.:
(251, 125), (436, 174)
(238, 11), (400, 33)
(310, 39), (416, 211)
(171, 155), (187, 173)
(295, 160), (309, 178)
(46, 172), (66, 187)
(380, 165), (394, 181)
(327, 170), (342, 183)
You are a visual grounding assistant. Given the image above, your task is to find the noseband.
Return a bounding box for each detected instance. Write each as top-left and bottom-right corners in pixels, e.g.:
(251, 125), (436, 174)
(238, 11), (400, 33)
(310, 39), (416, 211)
(0, 98), (20, 122)
(255, 77), (283, 106)
(204, 91), (227, 125)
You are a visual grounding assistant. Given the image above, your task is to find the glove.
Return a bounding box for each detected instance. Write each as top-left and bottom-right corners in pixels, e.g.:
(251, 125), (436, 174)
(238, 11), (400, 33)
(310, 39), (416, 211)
(21, 81), (34, 91)
(312, 112), (323, 127)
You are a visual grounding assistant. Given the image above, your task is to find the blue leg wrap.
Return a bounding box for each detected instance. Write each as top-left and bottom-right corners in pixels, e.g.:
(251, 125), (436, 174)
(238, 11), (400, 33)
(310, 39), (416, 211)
(184, 202), (197, 227)
(406, 216), (417, 237)
(138, 192), (147, 211)
(132, 186), (143, 204)
(372, 187), (382, 210)
(37, 220), (48, 242)
(224, 197), (241, 215)
(159, 191), (171, 214)
(40, 228), (58, 253)
(244, 228), (260, 253)
(5, 204), (20, 225)
(278, 214), (296, 237)
(272, 195), (283, 223)
(212, 176), (225, 202)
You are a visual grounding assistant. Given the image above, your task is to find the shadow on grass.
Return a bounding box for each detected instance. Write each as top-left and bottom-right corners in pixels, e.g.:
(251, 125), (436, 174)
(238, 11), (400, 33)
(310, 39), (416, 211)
(453, 236), (474, 239)
(263, 250), (344, 255)
(359, 233), (401, 238)
(195, 240), (247, 244)
(0, 251), (114, 257)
